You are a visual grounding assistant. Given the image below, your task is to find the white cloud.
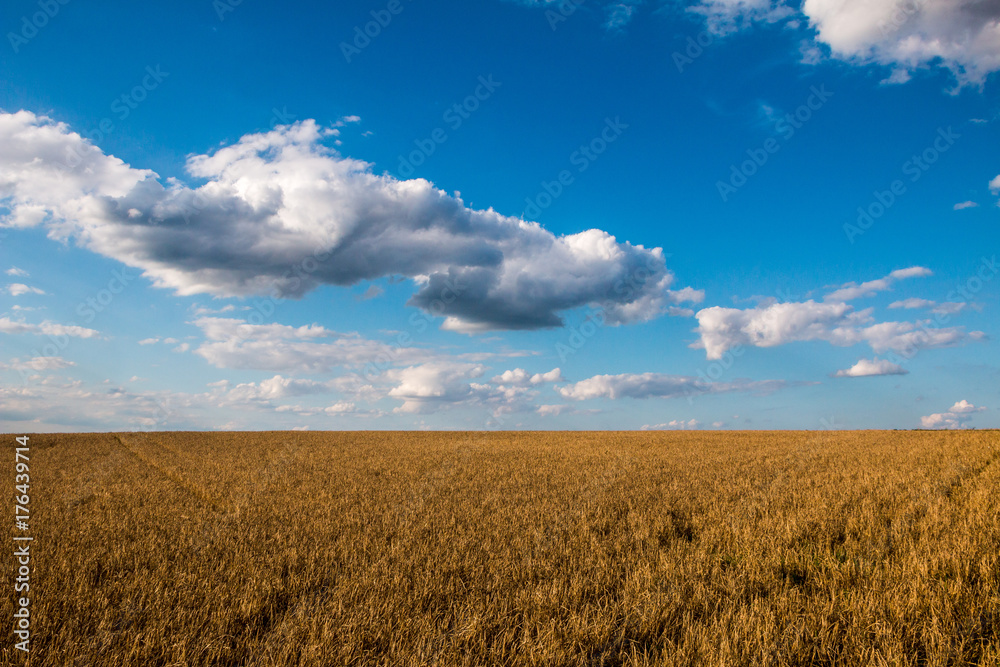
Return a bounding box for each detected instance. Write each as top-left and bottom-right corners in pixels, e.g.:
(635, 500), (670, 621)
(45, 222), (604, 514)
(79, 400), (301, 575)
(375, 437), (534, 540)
(274, 401), (372, 418)
(991, 174), (1000, 194)
(0, 356), (75, 372)
(138, 337), (159, 345)
(0, 111), (698, 332)
(921, 399), (986, 429)
(641, 419), (701, 430)
(687, 0), (1000, 86)
(824, 266), (931, 302)
(694, 300), (855, 359)
(5, 267), (28, 276)
(949, 399), (982, 414)
(191, 304), (237, 316)
(558, 372), (786, 400)
(0, 377), (192, 430)
(688, 0), (794, 35)
(694, 267), (981, 360)
(953, 200), (978, 210)
(224, 375), (335, 402)
(491, 367), (563, 386)
(376, 361), (574, 416)
(0, 317), (100, 338)
(190, 316), (431, 374)
(387, 362), (486, 414)
(604, 2), (642, 30)
(0, 366), (382, 430)
(833, 357), (908, 377)
(889, 298), (967, 316)
(7, 283), (45, 296)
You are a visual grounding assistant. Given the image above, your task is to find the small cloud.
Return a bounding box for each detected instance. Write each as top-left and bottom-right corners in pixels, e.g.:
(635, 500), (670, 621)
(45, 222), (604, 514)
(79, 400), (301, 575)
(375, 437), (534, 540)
(824, 266), (931, 302)
(888, 298), (936, 310)
(834, 358), (908, 377)
(191, 304), (237, 316)
(880, 68), (911, 85)
(920, 399), (986, 429)
(356, 285), (384, 301)
(292, 425), (310, 431)
(6, 267), (28, 277)
(641, 419), (701, 430)
(173, 343), (191, 353)
(889, 298), (968, 316)
(138, 338), (160, 345)
(798, 39), (824, 65)
(953, 200), (978, 210)
(7, 284), (45, 296)
(491, 367), (563, 386)
(990, 175), (1000, 194)
(756, 100), (783, 128)
(0, 356), (75, 372)
(603, 2), (640, 31)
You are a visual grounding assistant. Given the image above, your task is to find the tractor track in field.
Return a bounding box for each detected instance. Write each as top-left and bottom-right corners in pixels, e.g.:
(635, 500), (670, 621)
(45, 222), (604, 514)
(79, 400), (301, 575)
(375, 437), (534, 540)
(942, 442), (1000, 501)
(116, 433), (231, 513)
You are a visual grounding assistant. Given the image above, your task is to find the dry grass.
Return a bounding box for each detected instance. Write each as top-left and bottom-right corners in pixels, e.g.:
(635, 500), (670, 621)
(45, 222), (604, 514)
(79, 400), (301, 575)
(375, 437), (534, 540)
(2, 430), (998, 666)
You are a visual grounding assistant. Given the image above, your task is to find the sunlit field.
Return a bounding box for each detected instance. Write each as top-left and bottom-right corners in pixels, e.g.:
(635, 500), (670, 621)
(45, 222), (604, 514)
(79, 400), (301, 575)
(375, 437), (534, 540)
(4, 430), (998, 666)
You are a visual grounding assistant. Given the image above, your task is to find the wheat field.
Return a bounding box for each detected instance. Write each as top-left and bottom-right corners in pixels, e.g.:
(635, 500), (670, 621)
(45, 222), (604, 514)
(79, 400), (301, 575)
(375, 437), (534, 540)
(2, 430), (998, 666)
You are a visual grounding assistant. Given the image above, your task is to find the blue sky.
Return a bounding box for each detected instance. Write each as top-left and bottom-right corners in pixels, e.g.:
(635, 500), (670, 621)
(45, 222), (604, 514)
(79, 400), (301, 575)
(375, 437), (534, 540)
(0, 0), (997, 431)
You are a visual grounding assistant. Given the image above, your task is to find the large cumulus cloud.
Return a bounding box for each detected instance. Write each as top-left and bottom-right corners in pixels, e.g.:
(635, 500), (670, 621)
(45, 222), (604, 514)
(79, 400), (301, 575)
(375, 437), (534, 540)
(0, 111), (700, 332)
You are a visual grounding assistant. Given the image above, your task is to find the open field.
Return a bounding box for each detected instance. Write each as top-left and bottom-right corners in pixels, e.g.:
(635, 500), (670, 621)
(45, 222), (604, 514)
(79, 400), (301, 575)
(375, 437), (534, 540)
(2, 430), (998, 666)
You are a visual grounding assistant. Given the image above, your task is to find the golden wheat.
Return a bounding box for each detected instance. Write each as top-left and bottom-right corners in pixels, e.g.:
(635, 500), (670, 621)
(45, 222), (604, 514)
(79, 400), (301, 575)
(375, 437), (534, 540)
(2, 430), (997, 666)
